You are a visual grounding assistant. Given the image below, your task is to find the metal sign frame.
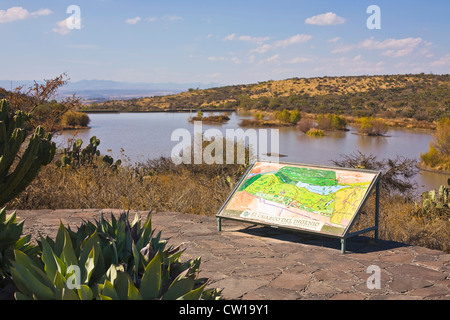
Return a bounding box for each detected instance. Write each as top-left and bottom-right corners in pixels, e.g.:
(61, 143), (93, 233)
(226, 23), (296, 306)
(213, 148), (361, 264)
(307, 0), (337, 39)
(216, 160), (382, 253)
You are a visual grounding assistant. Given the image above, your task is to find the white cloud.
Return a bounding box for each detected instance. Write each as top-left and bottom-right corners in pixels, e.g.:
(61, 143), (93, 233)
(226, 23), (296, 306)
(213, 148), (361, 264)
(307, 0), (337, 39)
(231, 57), (241, 64)
(305, 12), (346, 26)
(286, 57), (313, 64)
(0, 6), (52, 23)
(251, 44), (272, 54)
(430, 54), (450, 67)
(164, 15), (183, 21)
(146, 17), (157, 22)
(223, 33), (236, 41)
(32, 9), (52, 17)
(208, 56), (226, 61)
(223, 33), (269, 44)
(208, 56), (241, 64)
(332, 37), (429, 57)
(266, 54), (280, 63)
(274, 34), (312, 47)
(52, 18), (72, 35)
(252, 34), (312, 54)
(238, 35), (270, 44)
(125, 17), (142, 24)
(328, 37), (341, 43)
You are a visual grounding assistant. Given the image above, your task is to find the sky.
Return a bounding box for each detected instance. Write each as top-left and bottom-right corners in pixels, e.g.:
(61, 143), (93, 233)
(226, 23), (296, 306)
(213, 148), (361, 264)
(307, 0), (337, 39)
(1, 0), (450, 85)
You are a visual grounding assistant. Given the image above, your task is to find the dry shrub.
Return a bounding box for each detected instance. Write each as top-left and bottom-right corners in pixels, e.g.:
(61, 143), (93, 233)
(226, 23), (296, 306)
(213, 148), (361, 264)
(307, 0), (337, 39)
(350, 194), (450, 253)
(8, 155), (244, 216)
(296, 118), (315, 133)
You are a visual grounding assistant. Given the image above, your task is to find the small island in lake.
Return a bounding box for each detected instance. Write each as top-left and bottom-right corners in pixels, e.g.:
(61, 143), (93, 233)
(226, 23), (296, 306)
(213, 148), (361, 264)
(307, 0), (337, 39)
(188, 111), (230, 123)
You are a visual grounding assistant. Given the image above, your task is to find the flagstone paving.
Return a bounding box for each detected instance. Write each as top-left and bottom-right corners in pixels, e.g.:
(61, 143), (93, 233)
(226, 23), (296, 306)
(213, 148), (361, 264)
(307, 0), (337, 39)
(10, 209), (450, 300)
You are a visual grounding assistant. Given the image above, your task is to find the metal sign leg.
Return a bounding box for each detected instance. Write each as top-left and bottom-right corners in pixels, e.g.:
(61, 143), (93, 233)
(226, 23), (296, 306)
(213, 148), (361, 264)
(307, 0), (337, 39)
(341, 238), (346, 254)
(374, 180), (380, 242)
(217, 217), (222, 231)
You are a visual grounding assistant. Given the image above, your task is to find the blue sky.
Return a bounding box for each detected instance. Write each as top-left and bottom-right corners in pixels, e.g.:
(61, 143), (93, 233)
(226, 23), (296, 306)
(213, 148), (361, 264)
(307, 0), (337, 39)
(1, 0), (449, 85)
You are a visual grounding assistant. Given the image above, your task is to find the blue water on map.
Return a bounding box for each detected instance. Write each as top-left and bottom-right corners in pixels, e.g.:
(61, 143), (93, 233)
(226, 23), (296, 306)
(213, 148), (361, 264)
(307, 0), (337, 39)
(295, 181), (347, 195)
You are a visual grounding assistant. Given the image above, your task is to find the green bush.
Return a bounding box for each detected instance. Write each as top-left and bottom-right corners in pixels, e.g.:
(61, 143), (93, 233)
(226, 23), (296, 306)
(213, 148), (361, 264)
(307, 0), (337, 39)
(61, 111), (90, 128)
(316, 113), (347, 131)
(357, 116), (388, 136)
(273, 109), (301, 124)
(306, 128), (325, 137)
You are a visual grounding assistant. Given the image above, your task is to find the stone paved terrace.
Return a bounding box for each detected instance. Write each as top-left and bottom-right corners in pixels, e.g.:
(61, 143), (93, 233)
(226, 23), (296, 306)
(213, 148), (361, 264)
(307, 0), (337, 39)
(9, 209), (450, 300)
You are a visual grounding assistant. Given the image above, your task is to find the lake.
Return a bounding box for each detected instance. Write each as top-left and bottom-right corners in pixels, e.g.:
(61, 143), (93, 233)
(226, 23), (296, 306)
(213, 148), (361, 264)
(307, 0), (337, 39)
(54, 112), (449, 194)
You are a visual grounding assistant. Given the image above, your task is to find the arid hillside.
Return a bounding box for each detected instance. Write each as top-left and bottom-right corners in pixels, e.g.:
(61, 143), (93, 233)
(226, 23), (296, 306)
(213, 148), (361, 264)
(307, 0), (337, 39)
(84, 74), (450, 122)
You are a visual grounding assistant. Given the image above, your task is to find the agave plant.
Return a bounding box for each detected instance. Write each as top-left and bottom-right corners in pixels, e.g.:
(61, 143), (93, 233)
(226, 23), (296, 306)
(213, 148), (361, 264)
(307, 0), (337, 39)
(10, 211), (221, 300)
(0, 208), (37, 280)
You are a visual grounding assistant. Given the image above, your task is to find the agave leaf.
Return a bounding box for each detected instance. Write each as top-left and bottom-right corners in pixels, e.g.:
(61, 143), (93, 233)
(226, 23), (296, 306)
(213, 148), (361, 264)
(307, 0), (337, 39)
(131, 242), (140, 277)
(141, 211), (153, 245)
(53, 270), (66, 290)
(10, 264), (32, 297)
(139, 251), (162, 300)
(98, 294), (112, 300)
(14, 235), (31, 250)
(167, 249), (185, 266)
(11, 260), (55, 299)
(101, 280), (119, 300)
(14, 250), (55, 289)
(14, 291), (32, 300)
(102, 241), (118, 267)
(0, 207), (6, 223)
(177, 283), (206, 300)
(113, 271), (130, 300)
(78, 285), (94, 300)
(162, 277), (195, 300)
(40, 236), (60, 281)
(54, 221), (65, 256)
(130, 212), (140, 229)
(60, 228), (78, 269)
(84, 247), (97, 284)
(62, 288), (80, 300)
(106, 264), (118, 283)
(127, 281), (142, 300)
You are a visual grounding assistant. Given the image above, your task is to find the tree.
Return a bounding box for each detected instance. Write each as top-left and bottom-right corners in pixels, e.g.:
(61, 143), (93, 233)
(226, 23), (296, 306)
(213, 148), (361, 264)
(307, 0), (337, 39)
(6, 73), (82, 132)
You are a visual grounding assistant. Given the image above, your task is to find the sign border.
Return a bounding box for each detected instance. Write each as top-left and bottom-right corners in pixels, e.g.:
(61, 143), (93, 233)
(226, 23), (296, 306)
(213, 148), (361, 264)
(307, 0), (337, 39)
(216, 160), (382, 253)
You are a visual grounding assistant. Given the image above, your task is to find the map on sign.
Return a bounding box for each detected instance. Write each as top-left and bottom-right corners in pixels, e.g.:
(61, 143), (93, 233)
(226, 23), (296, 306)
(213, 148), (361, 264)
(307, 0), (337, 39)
(217, 161), (379, 237)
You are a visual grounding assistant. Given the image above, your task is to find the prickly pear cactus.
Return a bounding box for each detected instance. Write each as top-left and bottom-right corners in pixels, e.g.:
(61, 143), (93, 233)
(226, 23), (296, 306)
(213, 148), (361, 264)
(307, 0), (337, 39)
(0, 99), (56, 206)
(419, 179), (450, 219)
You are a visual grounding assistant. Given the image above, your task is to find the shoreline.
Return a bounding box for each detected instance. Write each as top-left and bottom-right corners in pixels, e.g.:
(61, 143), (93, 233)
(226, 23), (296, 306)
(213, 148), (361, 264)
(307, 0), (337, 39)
(79, 108), (437, 130)
(417, 163), (450, 176)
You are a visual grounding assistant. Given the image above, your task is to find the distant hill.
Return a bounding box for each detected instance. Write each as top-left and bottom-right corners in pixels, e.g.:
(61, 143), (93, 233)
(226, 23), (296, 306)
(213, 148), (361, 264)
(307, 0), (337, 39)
(85, 74), (450, 122)
(0, 79), (223, 101)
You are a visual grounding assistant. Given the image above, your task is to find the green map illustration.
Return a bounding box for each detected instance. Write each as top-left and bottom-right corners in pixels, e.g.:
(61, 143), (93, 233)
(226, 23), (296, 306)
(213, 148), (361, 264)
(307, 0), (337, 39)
(219, 163), (376, 236)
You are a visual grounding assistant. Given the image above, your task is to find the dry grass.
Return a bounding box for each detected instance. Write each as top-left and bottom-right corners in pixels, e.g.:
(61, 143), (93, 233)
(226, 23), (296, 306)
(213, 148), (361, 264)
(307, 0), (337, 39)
(8, 161), (239, 216)
(351, 194), (450, 253)
(7, 155), (450, 253)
